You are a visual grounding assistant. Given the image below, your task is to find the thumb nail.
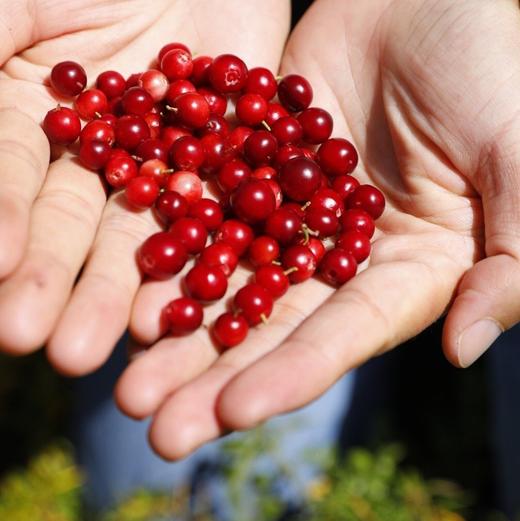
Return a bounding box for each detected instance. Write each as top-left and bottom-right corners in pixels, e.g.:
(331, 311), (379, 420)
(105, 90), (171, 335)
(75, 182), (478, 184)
(457, 318), (503, 368)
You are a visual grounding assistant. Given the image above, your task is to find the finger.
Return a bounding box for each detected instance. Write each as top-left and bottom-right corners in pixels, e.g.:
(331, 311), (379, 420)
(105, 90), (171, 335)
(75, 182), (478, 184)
(46, 192), (160, 376)
(0, 157), (105, 355)
(0, 108), (49, 277)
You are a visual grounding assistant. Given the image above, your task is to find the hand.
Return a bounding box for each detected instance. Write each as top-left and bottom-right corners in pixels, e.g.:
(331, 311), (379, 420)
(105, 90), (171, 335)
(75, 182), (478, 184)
(0, 0), (290, 374)
(115, 0), (520, 459)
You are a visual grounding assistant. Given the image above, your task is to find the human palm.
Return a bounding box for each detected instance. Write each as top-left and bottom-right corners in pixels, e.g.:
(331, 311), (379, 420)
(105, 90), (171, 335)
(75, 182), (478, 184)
(115, 0), (520, 459)
(0, 0), (289, 370)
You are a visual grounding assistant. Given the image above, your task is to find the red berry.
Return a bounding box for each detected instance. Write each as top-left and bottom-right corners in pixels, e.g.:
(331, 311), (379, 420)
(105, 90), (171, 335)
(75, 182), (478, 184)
(265, 102), (289, 126)
(144, 112), (162, 139)
(43, 106), (81, 145)
(100, 113), (117, 127)
(139, 159), (171, 188)
(200, 133), (234, 175)
(340, 209), (375, 238)
(234, 283), (273, 325)
(96, 70), (126, 99)
(228, 126), (254, 154)
(318, 138), (358, 176)
(115, 115), (150, 150)
(309, 188), (344, 217)
(331, 175), (360, 200)
(170, 135), (205, 171)
(243, 130), (278, 166)
(122, 87), (154, 116)
(161, 126), (191, 148)
(302, 237), (326, 263)
(161, 48), (193, 81)
(166, 171), (203, 205)
(345, 185), (385, 219)
(270, 116), (303, 145)
(169, 217), (208, 254)
(125, 176), (160, 208)
(80, 120), (115, 145)
(236, 93), (268, 126)
(126, 73), (142, 89)
(265, 179), (283, 209)
(165, 80), (196, 104)
(320, 249), (357, 286)
(217, 159), (251, 193)
(282, 245), (317, 283)
(137, 232), (188, 279)
(136, 138), (168, 163)
(138, 69), (169, 102)
(75, 88), (108, 120)
(248, 236), (280, 267)
(209, 54), (248, 93)
(171, 92), (210, 129)
(298, 108), (333, 144)
(158, 42), (190, 63)
(245, 67), (277, 100)
(104, 154), (138, 188)
(199, 243), (238, 276)
(79, 140), (111, 170)
(254, 265), (289, 299)
(213, 312), (249, 348)
(164, 297), (203, 335)
(279, 157), (322, 202)
(50, 61), (87, 97)
(188, 198), (223, 231)
(155, 190), (189, 224)
(278, 74), (313, 112)
(190, 55), (213, 86)
(274, 144), (303, 168)
(282, 202), (305, 219)
(231, 179), (276, 224)
(264, 207), (303, 245)
(336, 230), (371, 263)
(199, 114), (230, 138)
(304, 207), (339, 237)
(215, 220), (254, 257)
(185, 263), (228, 302)
(251, 166), (277, 180)
(198, 87), (227, 116)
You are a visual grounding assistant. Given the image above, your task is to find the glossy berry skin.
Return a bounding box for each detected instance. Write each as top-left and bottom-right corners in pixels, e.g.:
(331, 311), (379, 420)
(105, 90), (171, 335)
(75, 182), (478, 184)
(277, 74), (313, 112)
(282, 245), (317, 283)
(200, 133), (234, 175)
(254, 265), (289, 299)
(228, 126), (254, 154)
(136, 138), (168, 163)
(188, 198), (223, 231)
(125, 176), (160, 208)
(336, 230), (371, 263)
(144, 112), (162, 139)
(199, 114), (230, 137)
(164, 297), (203, 336)
(198, 87), (227, 116)
(215, 220), (254, 257)
(115, 115), (150, 150)
(271, 116), (303, 145)
(213, 313), (249, 349)
(79, 140), (111, 170)
(301, 236), (326, 263)
(190, 55), (213, 86)
(234, 283), (273, 326)
(264, 207), (303, 245)
(170, 136), (205, 171)
(345, 185), (386, 219)
(185, 263), (228, 302)
(279, 157), (322, 202)
(209, 54), (248, 93)
(331, 175), (360, 201)
(274, 144), (303, 168)
(265, 103), (289, 126)
(125, 73), (142, 89)
(320, 249), (357, 286)
(155, 190), (189, 224)
(42, 107), (81, 145)
(309, 188), (344, 217)
(305, 207), (339, 237)
(139, 159), (170, 188)
(266, 179), (283, 209)
(50, 61), (87, 97)
(171, 92), (210, 129)
(137, 232), (188, 279)
(243, 130), (278, 166)
(165, 79), (196, 104)
(161, 126), (191, 148)
(122, 87), (154, 116)
(169, 217), (208, 254)
(158, 42), (190, 62)
(245, 67), (277, 100)
(166, 171), (203, 205)
(231, 179), (276, 224)
(235, 93), (268, 126)
(80, 120), (115, 145)
(138, 69), (169, 101)
(199, 243), (238, 276)
(298, 108), (333, 144)
(161, 48), (193, 80)
(104, 154), (138, 188)
(318, 138), (358, 176)
(248, 236), (280, 267)
(340, 209), (375, 238)
(217, 159), (251, 193)
(75, 89), (108, 120)
(96, 70), (126, 99)
(282, 202), (306, 219)
(251, 166), (276, 180)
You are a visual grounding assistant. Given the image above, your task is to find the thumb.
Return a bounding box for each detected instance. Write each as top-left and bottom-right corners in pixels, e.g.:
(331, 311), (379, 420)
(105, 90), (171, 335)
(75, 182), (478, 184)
(443, 140), (520, 367)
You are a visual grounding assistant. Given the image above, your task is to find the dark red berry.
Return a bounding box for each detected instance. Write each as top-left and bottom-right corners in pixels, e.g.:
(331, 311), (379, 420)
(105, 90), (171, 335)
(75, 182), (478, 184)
(298, 108), (333, 144)
(345, 185), (385, 219)
(243, 130), (278, 166)
(251, 166), (276, 180)
(217, 159), (251, 193)
(279, 157), (322, 202)
(331, 175), (360, 200)
(199, 114), (230, 138)
(245, 67), (277, 100)
(115, 115), (150, 150)
(138, 69), (168, 102)
(122, 87), (154, 116)
(80, 120), (115, 145)
(309, 188), (344, 217)
(231, 179), (276, 224)
(155, 190), (189, 224)
(171, 92), (210, 129)
(188, 198), (223, 231)
(271, 116), (303, 145)
(215, 220), (254, 257)
(136, 138), (168, 163)
(318, 138), (358, 176)
(320, 249), (357, 286)
(161, 126), (191, 148)
(209, 54), (248, 93)
(75, 88), (108, 120)
(164, 297), (203, 335)
(79, 140), (111, 170)
(158, 42), (190, 63)
(304, 207), (339, 237)
(137, 232), (188, 279)
(104, 154), (138, 188)
(336, 230), (371, 263)
(274, 144), (303, 168)
(125, 176), (160, 208)
(96, 70), (126, 99)
(228, 126), (254, 154)
(255, 265), (289, 299)
(43, 106), (81, 145)
(185, 263), (228, 302)
(198, 87), (227, 116)
(213, 313), (249, 348)
(144, 112), (162, 139)
(50, 61), (87, 97)
(199, 243), (238, 276)
(190, 55), (213, 86)
(161, 48), (193, 81)
(200, 133), (234, 175)
(264, 207), (303, 245)
(265, 102), (289, 126)
(248, 236), (280, 267)
(169, 217), (208, 254)
(236, 93), (268, 126)
(302, 237), (326, 263)
(234, 283), (273, 325)
(170, 135), (205, 171)
(340, 209), (375, 238)
(139, 159), (171, 188)
(282, 245), (317, 283)
(277, 74), (313, 112)
(165, 79), (196, 104)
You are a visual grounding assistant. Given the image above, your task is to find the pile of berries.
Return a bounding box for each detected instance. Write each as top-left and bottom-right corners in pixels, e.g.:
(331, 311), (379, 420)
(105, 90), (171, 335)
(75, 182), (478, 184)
(42, 43), (385, 349)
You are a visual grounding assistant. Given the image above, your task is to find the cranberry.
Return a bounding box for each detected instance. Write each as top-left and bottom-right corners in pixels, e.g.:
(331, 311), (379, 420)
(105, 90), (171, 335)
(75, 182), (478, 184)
(198, 87), (227, 116)
(340, 209), (375, 238)
(231, 179), (276, 224)
(320, 249), (357, 286)
(279, 157), (322, 202)
(243, 130), (278, 166)
(108, 96), (124, 116)
(138, 69), (168, 102)
(345, 185), (385, 219)
(190, 55), (213, 86)
(217, 159), (251, 193)
(251, 166), (276, 180)
(75, 88), (108, 120)
(120, 87), (153, 116)
(264, 207), (303, 245)
(100, 113), (118, 127)
(158, 42), (190, 63)
(80, 120), (115, 145)
(331, 175), (360, 200)
(245, 67), (277, 100)
(233, 283), (273, 325)
(137, 232), (188, 279)
(228, 126), (254, 154)
(50, 61), (87, 97)
(278, 74), (313, 112)
(255, 265), (289, 299)
(188, 198), (223, 231)
(161, 48), (193, 80)
(274, 144), (303, 168)
(185, 263), (228, 302)
(169, 217), (208, 254)
(236, 93), (268, 126)
(265, 102), (289, 126)
(336, 230), (371, 263)
(166, 171), (203, 204)
(301, 237), (326, 263)
(115, 115), (150, 150)
(200, 133), (234, 175)
(155, 190), (189, 224)
(42, 106), (81, 145)
(104, 154), (138, 188)
(199, 243), (238, 276)
(282, 201), (306, 219)
(282, 245), (317, 283)
(305, 207), (339, 237)
(161, 126), (191, 148)
(248, 236), (280, 267)
(170, 135), (205, 171)
(318, 138), (358, 176)
(139, 159), (171, 187)
(164, 297), (203, 335)
(209, 54), (248, 93)
(199, 114), (230, 138)
(215, 220), (254, 257)
(265, 179), (283, 209)
(136, 138), (168, 163)
(271, 116), (303, 145)
(126, 73), (142, 89)
(213, 313), (249, 348)
(298, 108), (333, 144)
(309, 188), (344, 217)
(165, 79), (196, 104)
(170, 92), (210, 129)
(125, 176), (160, 208)
(96, 70), (126, 99)
(144, 112), (162, 139)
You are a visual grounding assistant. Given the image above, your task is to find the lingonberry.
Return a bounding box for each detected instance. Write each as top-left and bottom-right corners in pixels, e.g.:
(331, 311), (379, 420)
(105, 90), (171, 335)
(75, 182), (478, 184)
(79, 140), (111, 170)
(155, 190), (189, 224)
(217, 159), (251, 193)
(228, 126), (254, 154)
(318, 138), (358, 176)
(340, 209), (375, 238)
(125, 176), (160, 208)
(188, 198), (223, 231)
(233, 283), (273, 325)
(169, 217), (208, 254)
(42, 106), (81, 145)
(170, 92), (210, 129)
(277, 74), (313, 112)
(199, 114), (230, 138)
(161, 126), (191, 148)
(331, 175), (360, 201)
(209, 54), (248, 93)
(264, 207), (303, 245)
(138, 69), (168, 102)
(244, 67), (277, 100)
(161, 48), (193, 80)
(271, 116), (303, 145)
(282, 245), (317, 283)
(96, 70), (126, 99)
(266, 179), (283, 208)
(139, 159), (171, 187)
(213, 313), (249, 349)
(235, 93), (268, 126)
(198, 87), (227, 116)
(165, 79), (196, 104)
(104, 154), (138, 188)
(279, 157), (322, 202)
(185, 263), (228, 302)
(309, 188), (344, 217)
(190, 55), (213, 86)
(248, 236), (280, 267)
(158, 42), (190, 63)
(345, 185), (385, 219)
(137, 232), (188, 279)
(265, 102), (289, 126)
(100, 113), (118, 127)
(274, 144), (303, 168)
(75, 88), (108, 120)
(164, 297), (203, 335)
(231, 179), (276, 224)
(305, 207), (339, 237)
(336, 230), (371, 263)
(144, 112), (162, 139)
(251, 166), (276, 180)
(199, 243), (238, 276)
(126, 73), (142, 89)
(243, 130), (278, 166)
(299, 236), (326, 263)
(80, 120), (115, 145)
(200, 133), (234, 175)
(50, 61), (87, 97)
(169, 136), (203, 171)
(254, 265), (289, 299)
(282, 202), (306, 219)
(320, 248), (357, 286)
(214, 220), (254, 257)
(108, 96), (124, 116)
(115, 115), (150, 150)
(136, 138), (168, 163)
(166, 171), (203, 204)
(122, 87), (154, 116)
(298, 108), (333, 144)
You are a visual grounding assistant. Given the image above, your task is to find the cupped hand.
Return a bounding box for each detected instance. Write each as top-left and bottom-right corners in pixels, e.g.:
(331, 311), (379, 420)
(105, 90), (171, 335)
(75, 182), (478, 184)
(115, 0), (520, 460)
(0, 0), (290, 373)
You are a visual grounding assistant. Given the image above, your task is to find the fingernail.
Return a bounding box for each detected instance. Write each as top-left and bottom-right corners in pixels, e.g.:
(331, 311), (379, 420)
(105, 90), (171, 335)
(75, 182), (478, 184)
(457, 318), (503, 368)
